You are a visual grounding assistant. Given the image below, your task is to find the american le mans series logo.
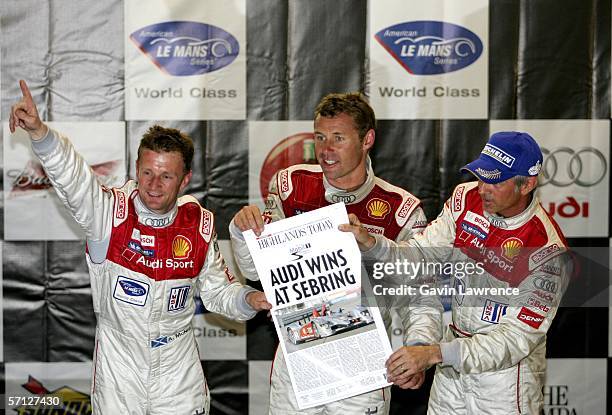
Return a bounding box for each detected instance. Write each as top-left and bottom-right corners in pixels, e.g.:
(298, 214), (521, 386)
(375, 20), (483, 75)
(130, 21), (239, 76)
(113, 275), (150, 307)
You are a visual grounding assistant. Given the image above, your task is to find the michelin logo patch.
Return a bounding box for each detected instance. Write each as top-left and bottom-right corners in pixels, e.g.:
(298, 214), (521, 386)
(374, 20), (483, 75)
(168, 285), (191, 312)
(128, 241), (155, 257)
(461, 222), (487, 239)
(113, 276), (150, 307)
(130, 21), (240, 76)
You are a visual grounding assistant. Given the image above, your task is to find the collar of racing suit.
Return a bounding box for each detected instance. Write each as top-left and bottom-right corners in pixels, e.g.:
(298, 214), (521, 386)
(482, 192), (539, 230)
(322, 156), (375, 205)
(133, 193), (178, 228)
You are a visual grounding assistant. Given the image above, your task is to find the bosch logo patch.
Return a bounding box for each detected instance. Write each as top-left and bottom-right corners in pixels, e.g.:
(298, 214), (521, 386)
(362, 223), (385, 235)
(464, 211), (490, 233)
(141, 234), (155, 247)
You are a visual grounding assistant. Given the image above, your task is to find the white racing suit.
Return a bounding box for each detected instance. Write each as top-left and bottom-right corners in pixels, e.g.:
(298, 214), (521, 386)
(365, 181), (571, 414)
(230, 161), (442, 415)
(32, 129), (258, 415)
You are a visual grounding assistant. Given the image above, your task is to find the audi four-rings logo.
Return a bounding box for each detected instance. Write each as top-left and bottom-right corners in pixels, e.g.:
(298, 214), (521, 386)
(540, 147), (607, 187)
(533, 277), (558, 293)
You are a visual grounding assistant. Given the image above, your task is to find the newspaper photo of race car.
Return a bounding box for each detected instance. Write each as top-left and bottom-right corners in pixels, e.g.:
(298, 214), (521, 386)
(286, 304), (375, 345)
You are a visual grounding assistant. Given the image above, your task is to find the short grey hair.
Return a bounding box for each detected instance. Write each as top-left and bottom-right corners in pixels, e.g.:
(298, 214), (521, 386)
(513, 175), (535, 193)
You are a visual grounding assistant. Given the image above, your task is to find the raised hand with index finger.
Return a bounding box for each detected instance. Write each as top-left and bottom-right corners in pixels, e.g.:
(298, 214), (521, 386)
(9, 80), (47, 140)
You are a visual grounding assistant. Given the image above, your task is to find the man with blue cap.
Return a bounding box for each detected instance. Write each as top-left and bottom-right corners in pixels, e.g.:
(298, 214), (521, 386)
(341, 131), (571, 414)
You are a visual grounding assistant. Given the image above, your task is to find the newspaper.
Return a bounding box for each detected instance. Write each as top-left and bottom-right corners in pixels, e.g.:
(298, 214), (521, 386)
(243, 203), (392, 409)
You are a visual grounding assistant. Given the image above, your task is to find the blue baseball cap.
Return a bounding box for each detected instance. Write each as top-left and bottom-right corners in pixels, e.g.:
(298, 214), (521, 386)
(461, 131), (543, 184)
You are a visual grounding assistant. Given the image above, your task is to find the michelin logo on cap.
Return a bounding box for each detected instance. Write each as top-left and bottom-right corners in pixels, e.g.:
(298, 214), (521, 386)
(481, 144), (515, 168)
(461, 131), (544, 184)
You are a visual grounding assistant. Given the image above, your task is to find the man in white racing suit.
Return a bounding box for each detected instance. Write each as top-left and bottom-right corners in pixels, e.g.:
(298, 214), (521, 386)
(9, 80), (271, 415)
(230, 92), (442, 414)
(342, 131), (571, 414)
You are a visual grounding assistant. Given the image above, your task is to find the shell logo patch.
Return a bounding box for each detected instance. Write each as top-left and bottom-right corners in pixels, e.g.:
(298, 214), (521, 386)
(366, 198), (391, 219)
(502, 237), (523, 261)
(172, 235), (192, 259)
